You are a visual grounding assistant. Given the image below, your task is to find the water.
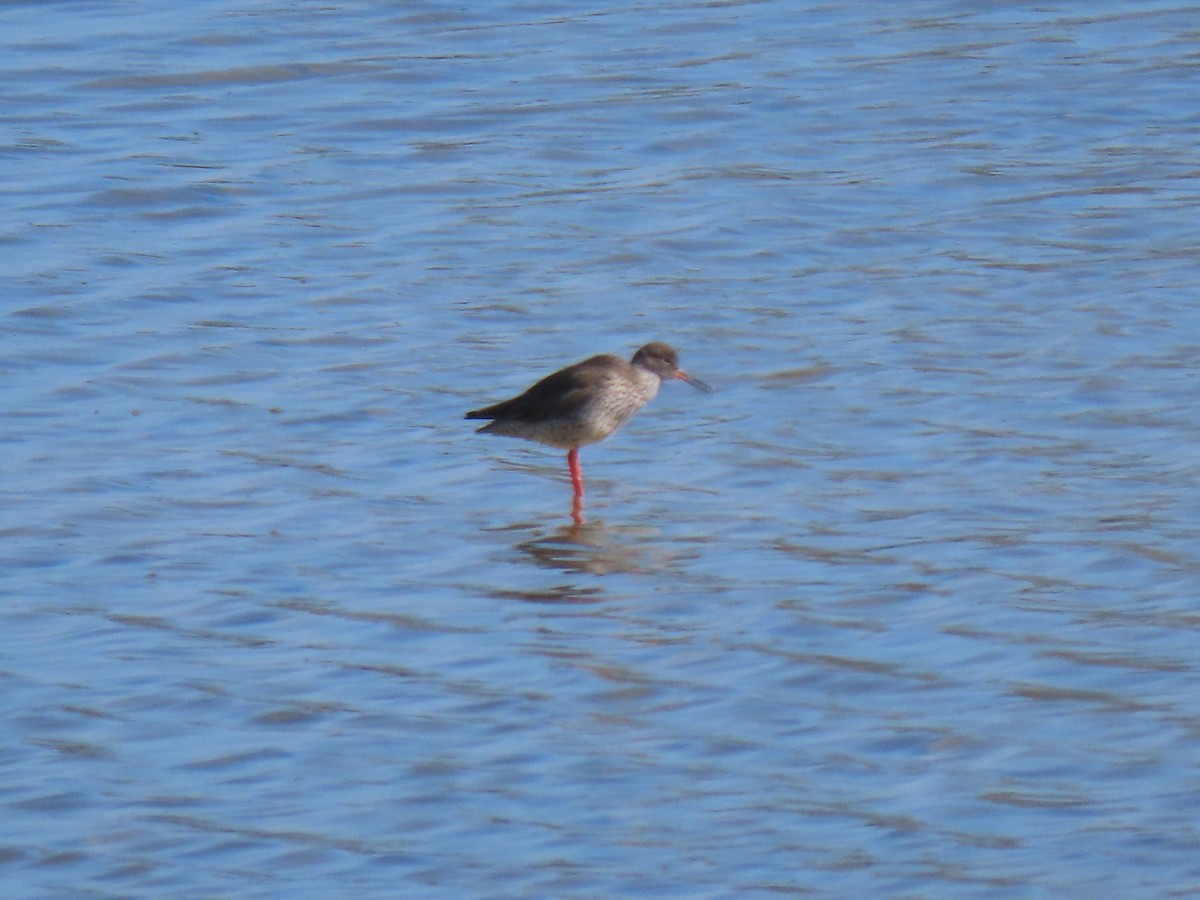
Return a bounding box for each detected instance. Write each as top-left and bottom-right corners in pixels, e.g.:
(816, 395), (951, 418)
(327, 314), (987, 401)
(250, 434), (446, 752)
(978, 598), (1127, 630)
(4, 0), (1200, 895)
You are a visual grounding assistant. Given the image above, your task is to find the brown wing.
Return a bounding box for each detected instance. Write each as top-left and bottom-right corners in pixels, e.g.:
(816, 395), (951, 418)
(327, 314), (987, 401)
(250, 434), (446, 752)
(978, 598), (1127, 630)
(465, 355), (622, 423)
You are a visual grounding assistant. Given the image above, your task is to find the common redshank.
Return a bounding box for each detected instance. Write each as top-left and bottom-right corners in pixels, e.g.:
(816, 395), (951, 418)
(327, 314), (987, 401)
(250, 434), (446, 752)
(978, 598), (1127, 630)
(466, 342), (710, 518)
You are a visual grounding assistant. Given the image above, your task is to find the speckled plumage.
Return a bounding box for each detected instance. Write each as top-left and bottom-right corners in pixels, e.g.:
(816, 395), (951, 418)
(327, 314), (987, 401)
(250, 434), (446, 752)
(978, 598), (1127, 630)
(467, 352), (662, 448)
(466, 342), (709, 513)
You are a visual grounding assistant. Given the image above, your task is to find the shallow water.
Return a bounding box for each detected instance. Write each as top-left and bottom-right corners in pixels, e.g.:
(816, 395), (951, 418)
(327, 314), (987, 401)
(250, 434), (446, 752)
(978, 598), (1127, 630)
(4, 1), (1200, 896)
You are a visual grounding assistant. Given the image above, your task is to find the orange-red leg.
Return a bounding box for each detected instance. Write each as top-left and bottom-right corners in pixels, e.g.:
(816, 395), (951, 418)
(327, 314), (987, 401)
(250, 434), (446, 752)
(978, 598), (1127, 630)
(567, 448), (585, 523)
(567, 447), (584, 500)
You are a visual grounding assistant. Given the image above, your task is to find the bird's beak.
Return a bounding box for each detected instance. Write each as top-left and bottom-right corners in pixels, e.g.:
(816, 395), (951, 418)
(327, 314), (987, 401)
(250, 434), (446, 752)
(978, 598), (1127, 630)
(675, 370), (713, 393)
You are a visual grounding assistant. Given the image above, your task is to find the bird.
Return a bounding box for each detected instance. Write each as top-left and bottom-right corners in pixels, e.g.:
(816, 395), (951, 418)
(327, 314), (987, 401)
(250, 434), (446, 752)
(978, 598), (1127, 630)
(466, 342), (710, 519)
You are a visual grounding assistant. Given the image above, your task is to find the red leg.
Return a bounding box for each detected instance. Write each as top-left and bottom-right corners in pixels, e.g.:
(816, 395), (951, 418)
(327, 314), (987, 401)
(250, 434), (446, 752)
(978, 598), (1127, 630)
(567, 447), (584, 500)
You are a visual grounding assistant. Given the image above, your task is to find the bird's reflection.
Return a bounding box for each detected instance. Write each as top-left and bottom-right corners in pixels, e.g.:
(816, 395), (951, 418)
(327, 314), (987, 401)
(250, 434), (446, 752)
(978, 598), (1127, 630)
(513, 517), (664, 578)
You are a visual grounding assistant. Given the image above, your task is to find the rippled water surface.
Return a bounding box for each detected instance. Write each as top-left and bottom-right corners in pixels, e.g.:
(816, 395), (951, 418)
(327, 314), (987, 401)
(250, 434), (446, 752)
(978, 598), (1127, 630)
(4, 0), (1200, 896)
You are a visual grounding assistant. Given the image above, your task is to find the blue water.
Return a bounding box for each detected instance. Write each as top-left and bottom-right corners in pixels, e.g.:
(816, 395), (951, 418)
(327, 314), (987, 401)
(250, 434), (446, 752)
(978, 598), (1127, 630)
(4, 1), (1200, 895)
